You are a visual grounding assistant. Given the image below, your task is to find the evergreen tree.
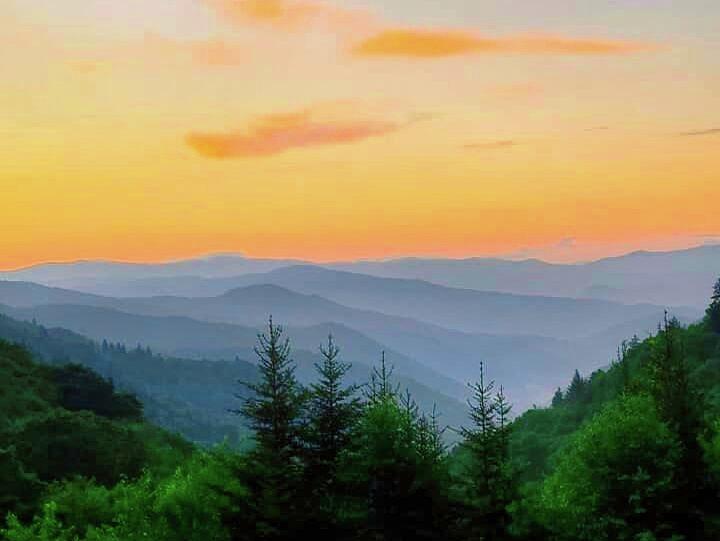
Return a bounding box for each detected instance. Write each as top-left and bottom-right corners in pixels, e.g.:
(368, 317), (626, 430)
(494, 386), (511, 462)
(551, 388), (564, 407)
(233, 317), (306, 540)
(343, 356), (452, 541)
(302, 335), (362, 533)
(365, 351), (398, 405)
(708, 276), (720, 333)
(565, 370), (588, 404)
(305, 335), (361, 472)
(647, 312), (706, 540)
(458, 362), (513, 541)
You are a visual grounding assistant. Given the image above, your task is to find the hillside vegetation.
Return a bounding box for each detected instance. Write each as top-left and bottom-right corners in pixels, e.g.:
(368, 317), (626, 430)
(1, 277), (719, 540)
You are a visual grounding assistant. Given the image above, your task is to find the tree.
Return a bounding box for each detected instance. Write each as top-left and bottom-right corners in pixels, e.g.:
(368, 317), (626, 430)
(551, 388), (564, 408)
(458, 362), (514, 541)
(565, 370), (589, 404)
(302, 335), (362, 531)
(646, 312), (707, 540)
(708, 277), (720, 333)
(539, 395), (681, 541)
(365, 351), (398, 405)
(233, 317), (306, 540)
(346, 385), (451, 541)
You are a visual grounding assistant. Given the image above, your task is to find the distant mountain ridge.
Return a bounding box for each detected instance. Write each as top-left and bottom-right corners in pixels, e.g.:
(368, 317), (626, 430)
(331, 245), (720, 308)
(3, 244), (718, 308)
(0, 277), (701, 411)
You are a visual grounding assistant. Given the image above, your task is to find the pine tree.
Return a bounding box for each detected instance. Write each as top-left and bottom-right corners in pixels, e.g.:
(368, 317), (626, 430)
(233, 317), (306, 540)
(708, 276), (720, 333)
(365, 351), (398, 405)
(551, 387), (564, 407)
(302, 335), (362, 531)
(494, 386), (511, 461)
(648, 312), (706, 540)
(458, 362), (513, 541)
(305, 335), (361, 470)
(416, 405), (446, 467)
(565, 369), (589, 403)
(613, 339), (632, 390)
(239, 317), (304, 457)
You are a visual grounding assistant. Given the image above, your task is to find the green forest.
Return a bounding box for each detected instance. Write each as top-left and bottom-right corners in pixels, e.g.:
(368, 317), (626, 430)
(2, 278), (720, 541)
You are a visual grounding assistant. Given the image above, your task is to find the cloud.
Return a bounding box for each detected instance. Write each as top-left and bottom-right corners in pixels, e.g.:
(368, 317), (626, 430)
(678, 128), (720, 137)
(203, 0), (372, 31)
(202, 1), (653, 62)
(186, 108), (399, 158)
(353, 29), (652, 58)
(464, 140), (518, 150)
(585, 126), (610, 131)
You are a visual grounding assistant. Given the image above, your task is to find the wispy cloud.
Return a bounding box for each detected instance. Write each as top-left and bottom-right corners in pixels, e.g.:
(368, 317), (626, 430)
(353, 29), (653, 58)
(202, 1), (652, 61)
(464, 140), (518, 150)
(202, 0), (372, 32)
(678, 128), (720, 137)
(186, 108), (399, 159)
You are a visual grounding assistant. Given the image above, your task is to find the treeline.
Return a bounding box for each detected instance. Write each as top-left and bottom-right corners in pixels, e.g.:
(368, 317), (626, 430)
(2, 278), (720, 540)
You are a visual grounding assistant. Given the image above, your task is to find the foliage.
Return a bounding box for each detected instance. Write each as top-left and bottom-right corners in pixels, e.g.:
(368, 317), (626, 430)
(5, 279), (720, 540)
(708, 276), (720, 333)
(538, 394), (681, 541)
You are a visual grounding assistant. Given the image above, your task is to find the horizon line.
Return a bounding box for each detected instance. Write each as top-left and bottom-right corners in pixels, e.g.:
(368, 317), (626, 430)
(1, 242), (718, 274)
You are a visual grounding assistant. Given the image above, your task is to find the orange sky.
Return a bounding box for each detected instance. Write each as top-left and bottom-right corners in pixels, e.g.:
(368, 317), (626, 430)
(1, 0), (719, 269)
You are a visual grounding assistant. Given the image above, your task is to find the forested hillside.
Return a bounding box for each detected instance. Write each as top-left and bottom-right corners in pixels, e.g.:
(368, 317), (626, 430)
(0, 312), (256, 446)
(2, 278), (720, 540)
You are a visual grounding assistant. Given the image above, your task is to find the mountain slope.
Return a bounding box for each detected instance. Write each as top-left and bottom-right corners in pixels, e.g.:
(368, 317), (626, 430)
(0, 311), (469, 440)
(0, 302), (466, 401)
(1, 279), (697, 410)
(159, 265), (699, 339)
(332, 245), (720, 308)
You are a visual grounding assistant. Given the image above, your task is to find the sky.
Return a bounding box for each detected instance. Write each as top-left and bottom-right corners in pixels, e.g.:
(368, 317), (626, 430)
(1, 0), (719, 269)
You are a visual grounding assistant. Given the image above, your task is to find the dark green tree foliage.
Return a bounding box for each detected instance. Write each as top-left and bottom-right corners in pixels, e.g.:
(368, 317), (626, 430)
(0, 339), (190, 524)
(550, 388), (564, 407)
(347, 374), (451, 541)
(240, 318), (304, 458)
(708, 276), (720, 333)
(647, 313), (707, 539)
(613, 339), (632, 390)
(50, 364), (143, 421)
(565, 369), (590, 404)
(234, 318), (306, 540)
(302, 335), (362, 533)
(0, 447), (41, 522)
(14, 410), (147, 486)
(539, 394), (681, 541)
(305, 335), (361, 473)
(458, 362), (514, 541)
(365, 351), (399, 405)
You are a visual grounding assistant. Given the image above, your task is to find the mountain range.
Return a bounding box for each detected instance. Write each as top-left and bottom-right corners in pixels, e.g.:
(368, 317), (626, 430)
(0, 245), (715, 418)
(3, 245), (718, 308)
